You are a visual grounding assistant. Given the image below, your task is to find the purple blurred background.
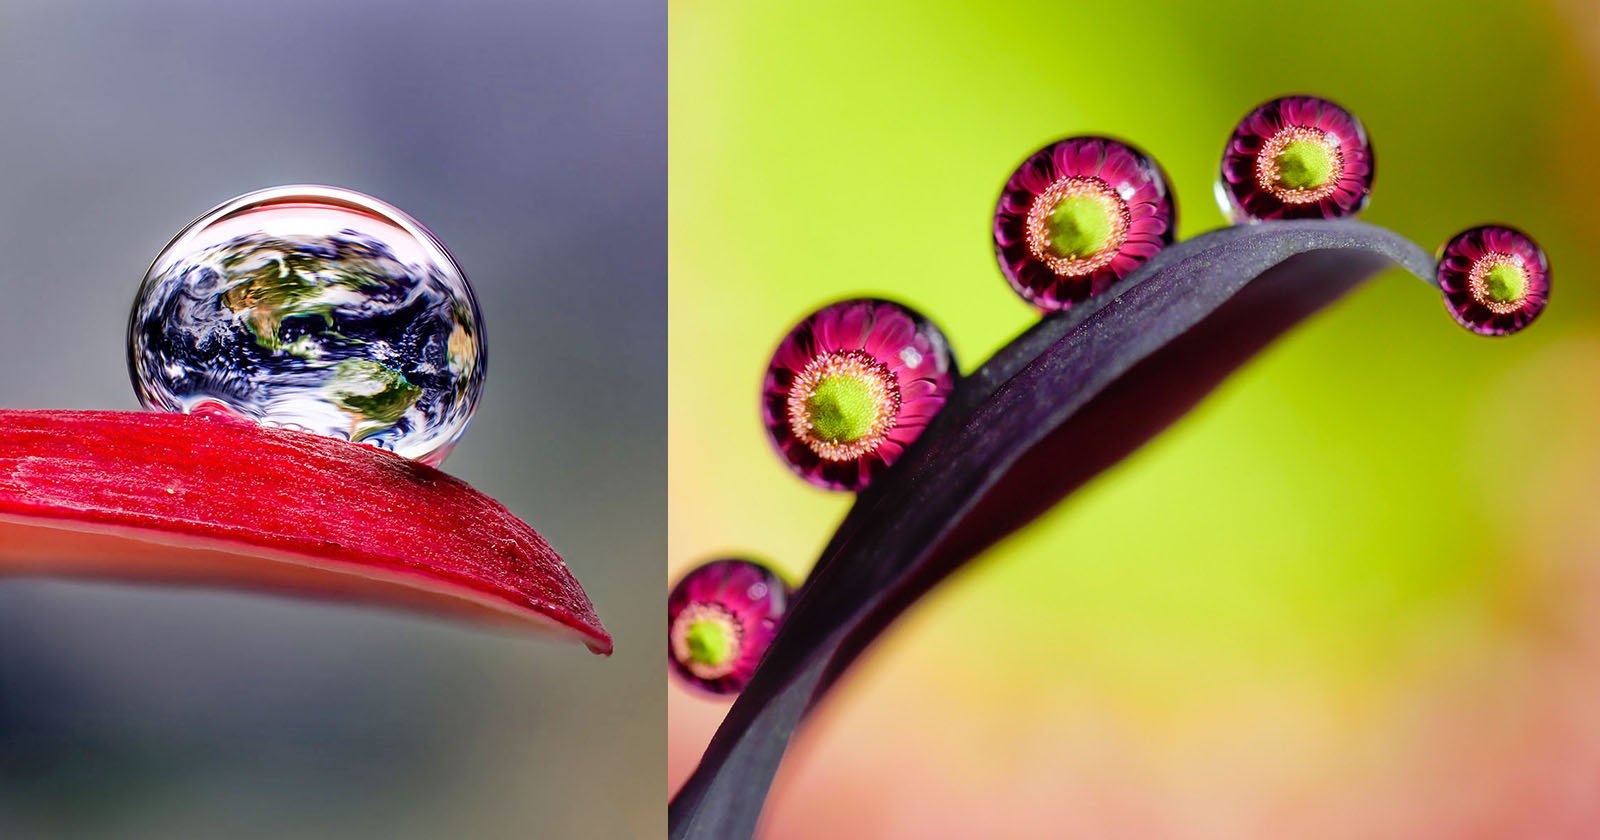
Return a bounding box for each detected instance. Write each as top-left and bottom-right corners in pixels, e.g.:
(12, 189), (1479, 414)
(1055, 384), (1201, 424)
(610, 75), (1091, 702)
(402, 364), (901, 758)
(0, 1), (661, 836)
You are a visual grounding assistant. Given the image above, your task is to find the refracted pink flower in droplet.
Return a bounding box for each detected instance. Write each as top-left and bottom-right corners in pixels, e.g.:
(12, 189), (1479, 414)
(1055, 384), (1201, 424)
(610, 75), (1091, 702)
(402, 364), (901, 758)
(994, 136), (1176, 311)
(1216, 95), (1374, 223)
(668, 558), (790, 696)
(762, 298), (955, 492)
(1437, 224), (1549, 336)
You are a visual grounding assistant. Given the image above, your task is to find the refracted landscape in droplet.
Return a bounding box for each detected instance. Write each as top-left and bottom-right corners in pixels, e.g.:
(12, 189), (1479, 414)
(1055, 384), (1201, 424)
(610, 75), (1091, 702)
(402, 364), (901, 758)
(129, 188), (486, 465)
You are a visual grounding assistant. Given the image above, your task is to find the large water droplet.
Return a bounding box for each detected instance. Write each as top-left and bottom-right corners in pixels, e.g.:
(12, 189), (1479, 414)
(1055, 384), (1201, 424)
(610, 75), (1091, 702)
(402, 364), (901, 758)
(128, 186), (486, 465)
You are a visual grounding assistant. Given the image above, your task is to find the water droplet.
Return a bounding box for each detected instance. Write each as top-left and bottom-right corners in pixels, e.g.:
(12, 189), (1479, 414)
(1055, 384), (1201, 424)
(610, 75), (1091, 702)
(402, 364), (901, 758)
(762, 298), (956, 492)
(128, 186), (486, 465)
(993, 136), (1176, 311)
(668, 558), (791, 696)
(1215, 95), (1374, 223)
(1436, 224), (1549, 336)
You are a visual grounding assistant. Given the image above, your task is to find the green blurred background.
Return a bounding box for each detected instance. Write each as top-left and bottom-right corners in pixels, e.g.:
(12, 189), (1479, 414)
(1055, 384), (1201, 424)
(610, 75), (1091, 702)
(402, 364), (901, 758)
(671, 0), (1600, 836)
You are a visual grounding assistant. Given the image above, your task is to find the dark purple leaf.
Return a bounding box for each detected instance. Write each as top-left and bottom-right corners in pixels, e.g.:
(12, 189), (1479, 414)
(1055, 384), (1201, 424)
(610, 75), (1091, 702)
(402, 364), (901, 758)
(670, 220), (1435, 839)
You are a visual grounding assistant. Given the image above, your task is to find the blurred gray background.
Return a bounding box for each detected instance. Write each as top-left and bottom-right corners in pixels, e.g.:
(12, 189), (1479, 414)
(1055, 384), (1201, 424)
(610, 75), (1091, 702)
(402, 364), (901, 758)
(0, 1), (662, 837)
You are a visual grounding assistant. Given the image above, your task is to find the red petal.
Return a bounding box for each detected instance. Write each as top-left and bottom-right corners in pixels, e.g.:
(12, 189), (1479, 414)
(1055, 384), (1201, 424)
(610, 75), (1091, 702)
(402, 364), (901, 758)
(0, 409), (611, 654)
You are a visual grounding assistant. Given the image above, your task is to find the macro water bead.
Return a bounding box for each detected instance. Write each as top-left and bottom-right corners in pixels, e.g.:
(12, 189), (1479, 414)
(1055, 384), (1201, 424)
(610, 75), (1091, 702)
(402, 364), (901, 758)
(1436, 225), (1549, 336)
(1216, 95), (1374, 223)
(668, 558), (791, 695)
(994, 136), (1176, 311)
(128, 186), (486, 465)
(763, 299), (956, 492)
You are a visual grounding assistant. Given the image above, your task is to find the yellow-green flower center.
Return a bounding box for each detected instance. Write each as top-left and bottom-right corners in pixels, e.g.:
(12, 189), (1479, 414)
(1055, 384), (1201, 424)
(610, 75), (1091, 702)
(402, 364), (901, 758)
(684, 618), (734, 667)
(1468, 252), (1531, 314)
(1273, 139), (1335, 190)
(671, 602), (743, 680)
(1024, 176), (1131, 278)
(1255, 126), (1345, 204)
(1044, 192), (1116, 260)
(807, 374), (878, 444)
(786, 350), (901, 462)
(1482, 263), (1526, 304)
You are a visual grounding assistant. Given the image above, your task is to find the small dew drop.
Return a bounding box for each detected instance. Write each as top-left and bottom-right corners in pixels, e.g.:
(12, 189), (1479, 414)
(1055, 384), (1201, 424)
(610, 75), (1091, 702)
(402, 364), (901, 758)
(669, 558), (792, 696)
